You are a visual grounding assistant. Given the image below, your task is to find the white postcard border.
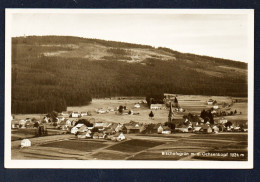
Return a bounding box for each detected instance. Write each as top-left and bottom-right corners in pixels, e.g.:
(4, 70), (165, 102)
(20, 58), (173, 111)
(5, 9), (254, 169)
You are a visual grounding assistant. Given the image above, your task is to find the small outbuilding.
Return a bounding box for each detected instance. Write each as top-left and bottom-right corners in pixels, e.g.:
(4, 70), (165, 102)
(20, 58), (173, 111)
(21, 139), (31, 148)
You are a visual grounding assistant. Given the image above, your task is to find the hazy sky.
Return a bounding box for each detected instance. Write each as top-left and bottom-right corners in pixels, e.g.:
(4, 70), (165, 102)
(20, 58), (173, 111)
(11, 12), (250, 62)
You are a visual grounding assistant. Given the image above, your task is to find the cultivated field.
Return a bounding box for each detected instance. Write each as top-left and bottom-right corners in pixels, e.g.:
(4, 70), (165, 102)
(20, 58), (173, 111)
(12, 133), (247, 161)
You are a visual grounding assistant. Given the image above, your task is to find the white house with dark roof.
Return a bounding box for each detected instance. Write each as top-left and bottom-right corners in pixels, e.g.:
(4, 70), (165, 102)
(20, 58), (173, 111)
(150, 104), (163, 110)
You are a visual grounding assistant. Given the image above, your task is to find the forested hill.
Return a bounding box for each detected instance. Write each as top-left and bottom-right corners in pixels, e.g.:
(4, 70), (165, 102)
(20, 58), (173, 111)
(11, 36), (247, 114)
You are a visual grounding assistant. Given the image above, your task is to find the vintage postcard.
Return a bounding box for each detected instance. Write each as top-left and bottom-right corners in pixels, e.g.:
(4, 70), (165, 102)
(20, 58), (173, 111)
(5, 9), (254, 168)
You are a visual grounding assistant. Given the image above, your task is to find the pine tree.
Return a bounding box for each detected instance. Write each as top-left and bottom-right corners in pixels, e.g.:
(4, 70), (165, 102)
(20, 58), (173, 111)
(149, 111), (154, 119)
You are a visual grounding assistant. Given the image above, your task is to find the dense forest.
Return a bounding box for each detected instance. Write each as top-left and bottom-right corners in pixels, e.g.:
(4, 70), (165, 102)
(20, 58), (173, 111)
(11, 36), (248, 114)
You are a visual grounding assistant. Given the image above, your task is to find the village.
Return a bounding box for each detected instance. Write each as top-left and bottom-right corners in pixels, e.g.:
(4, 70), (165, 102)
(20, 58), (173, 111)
(12, 94), (248, 145)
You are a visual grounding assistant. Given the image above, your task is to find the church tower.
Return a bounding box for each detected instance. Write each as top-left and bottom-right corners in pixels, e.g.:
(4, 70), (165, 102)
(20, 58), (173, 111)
(168, 101), (174, 122)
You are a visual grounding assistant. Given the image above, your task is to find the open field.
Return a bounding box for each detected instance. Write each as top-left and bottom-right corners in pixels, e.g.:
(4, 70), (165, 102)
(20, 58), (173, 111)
(12, 133), (247, 161)
(11, 128), (68, 141)
(65, 95), (247, 124)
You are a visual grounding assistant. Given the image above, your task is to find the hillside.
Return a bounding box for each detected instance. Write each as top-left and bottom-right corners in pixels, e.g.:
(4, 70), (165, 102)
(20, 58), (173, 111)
(11, 36), (248, 114)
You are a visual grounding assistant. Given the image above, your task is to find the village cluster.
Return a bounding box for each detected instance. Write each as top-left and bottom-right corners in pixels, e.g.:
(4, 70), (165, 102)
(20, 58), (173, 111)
(11, 94), (247, 144)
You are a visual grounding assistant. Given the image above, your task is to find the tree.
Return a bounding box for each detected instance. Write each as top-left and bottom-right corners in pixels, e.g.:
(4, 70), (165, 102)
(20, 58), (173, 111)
(34, 122), (39, 128)
(168, 102), (174, 122)
(47, 111), (58, 123)
(165, 122), (175, 130)
(149, 111), (154, 119)
(200, 109), (206, 119)
(174, 97), (179, 107)
(200, 109), (214, 124)
(118, 105), (124, 114)
(91, 127), (99, 133)
(234, 110), (237, 114)
(146, 93), (164, 107)
(75, 119), (93, 127)
(225, 121), (232, 128)
(239, 123), (244, 131)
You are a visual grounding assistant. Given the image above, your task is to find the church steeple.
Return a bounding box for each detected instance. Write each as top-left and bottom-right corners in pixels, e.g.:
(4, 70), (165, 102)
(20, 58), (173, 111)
(168, 101), (174, 122)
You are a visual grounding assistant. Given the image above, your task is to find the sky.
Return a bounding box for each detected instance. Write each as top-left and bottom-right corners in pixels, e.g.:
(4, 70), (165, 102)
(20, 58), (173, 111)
(10, 11), (250, 62)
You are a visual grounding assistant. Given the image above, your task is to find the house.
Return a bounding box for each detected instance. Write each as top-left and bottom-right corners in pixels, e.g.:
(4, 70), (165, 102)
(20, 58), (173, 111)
(124, 124), (141, 134)
(25, 120), (34, 128)
(71, 112), (80, 118)
(176, 127), (189, 133)
(128, 110), (134, 115)
(77, 131), (87, 139)
(112, 133), (126, 141)
(142, 100), (147, 104)
(162, 126), (171, 134)
(193, 126), (202, 133)
(150, 124), (161, 133)
(65, 119), (72, 127)
(104, 128), (115, 135)
(103, 122), (112, 128)
(71, 120), (77, 127)
(202, 125), (212, 133)
(58, 119), (71, 129)
(234, 126), (241, 132)
(98, 133), (106, 139)
(97, 109), (107, 114)
(213, 105), (219, 109)
(134, 104), (140, 108)
(164, 93), (176, 100)
(179, 108), (184, 112)
(109, 123), (118, 130)
(11, 120), (19, 128)
(85, 130), (92, 138)
(226, 126), (233, 132)
(87, 126), (94, 130)
(81, 112), (88, 117)
(57, 116), (65, 123)
(129, 120), (139, 125)
(60, 125), (69, 131)
(212, 125), (220, 133)
(211, 110), (217, 114)
(150, 104), (163, 110)
(107, 107), (114, 112)
(71, 123), (84, 134)
(157, 125), (163, 134)
(219, 118), (228, 124)
(92, 132), (99, 139)
(21, 139), (31, 148)
(78, 125), (88, 133)
(61, 111), (70, 116)
(19, 120), (26, 128)
(43, 116), (49, 123)
(114, 123), (124, 132)
(94, 122), (105, 131)
(207, 99), (214, 105)
(187, 125), (193, 132)
(94, 122), (105, 128)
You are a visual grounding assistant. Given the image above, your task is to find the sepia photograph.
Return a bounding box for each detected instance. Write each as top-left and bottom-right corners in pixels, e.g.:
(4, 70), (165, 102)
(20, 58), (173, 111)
(5, 9), (254, 168)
